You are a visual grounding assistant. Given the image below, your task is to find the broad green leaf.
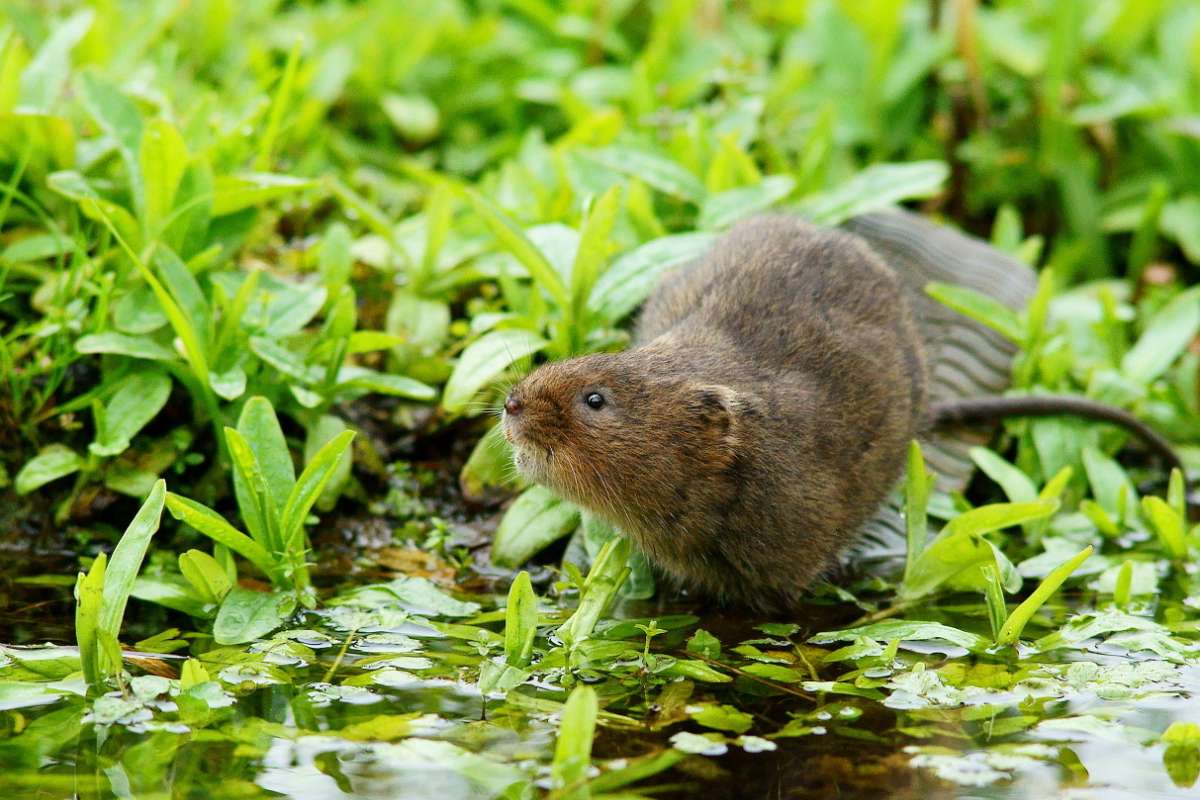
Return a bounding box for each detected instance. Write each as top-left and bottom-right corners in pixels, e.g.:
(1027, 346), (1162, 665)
(236, 397), (295, 518)
(139, 118), (188, 235)
(698, 175), (795, 230)
(0, 682), (69, 712)
(1113, 560), (1134, 607)
(130, 576), (211, 618)
(76, 331), (178, 361)
(46, 170), (140, 247)
(74, 552), (106, 691)
(689, 703), (754, 734)
(386, 290), (451, 355)
(811, 620), (988, 652)
(164, 492), (276, 579)
(476, 659), (532, 695)
(336, 576), (481, 618)
(584, 145), (705, 203)
(552, 685), (598, 798)
(970, 447), (1037, 503)
(89, 370), (172, 457)
(1142, 496), (1188, 561)
(1162, 721), (1200, 788)
(346, 331), (405, 353)
(15, 444), (83, 494)
(164, 157), (214, 257)
(665, 659), (732, 683)
(416, 181), (454, 290)
(212, 587), (296, 645)
(113, 285), (169, 334)
(178, 549), (233, 605)
(926, 282), (1024, 343)
(589, 232), (714, 324)
(503, 571), (538, 668)
(441, 328), (547, 414)
(211, 173), (319, 216)
(224, 426), (281, 554)
(98, 480), (166, 639)
(492, 486), (582, 567)
(1162, 196), (1200, 265)
(465, 189), (569, 308)
(18, 10), (93, 112)
(279, 429), (355, 554)
(997, 546), (1094, 645)
(800, 161), (948, 225)
(77, 71), (142, 165)
(901, 501), (1057, 599)
(249, 336), (322, 383)
(334, 365), (437, 400)
(1082, 446), (1139, 519)
(1121, 285), (1200, 383)
(941, 500), (1059, 539)
(155, 246), (212, 347)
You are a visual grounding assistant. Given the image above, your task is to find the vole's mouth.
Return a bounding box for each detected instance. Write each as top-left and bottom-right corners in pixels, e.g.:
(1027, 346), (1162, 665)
(510, 438), (554, 485)
(503, 413), (555, 485)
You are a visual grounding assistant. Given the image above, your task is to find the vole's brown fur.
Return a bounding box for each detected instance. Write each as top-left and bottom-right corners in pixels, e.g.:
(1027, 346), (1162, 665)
(503, 216), (926, 611)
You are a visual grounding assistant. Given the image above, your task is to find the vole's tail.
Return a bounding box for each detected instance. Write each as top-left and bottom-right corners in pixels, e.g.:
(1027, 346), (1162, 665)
(929, 395), (1188, 497)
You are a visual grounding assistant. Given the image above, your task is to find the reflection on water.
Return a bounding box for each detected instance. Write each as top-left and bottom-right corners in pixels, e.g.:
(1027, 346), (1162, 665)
(2, 546), (1199, 799)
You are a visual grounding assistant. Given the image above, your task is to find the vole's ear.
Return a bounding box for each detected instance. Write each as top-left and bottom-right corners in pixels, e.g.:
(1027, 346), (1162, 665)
(691, 384), (743, 448)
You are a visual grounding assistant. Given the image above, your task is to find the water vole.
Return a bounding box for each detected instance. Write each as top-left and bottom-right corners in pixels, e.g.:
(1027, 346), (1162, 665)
(501, 215), (1184, 611)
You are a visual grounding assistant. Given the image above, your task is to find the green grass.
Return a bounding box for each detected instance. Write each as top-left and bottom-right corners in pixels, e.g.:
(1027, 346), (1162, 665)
(2, 0), (1200, 797)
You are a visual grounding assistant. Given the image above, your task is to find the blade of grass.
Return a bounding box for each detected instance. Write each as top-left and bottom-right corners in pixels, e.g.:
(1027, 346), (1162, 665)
(97, 480), (166, 639)
(980, 563), (1008, 642)
(904, 440), (931, 582)
(465, 188), (569, 309)
(279, 430), (356, 555)
(165, 492), (277, 580)
(1142, 496), (1188, 561)
(568, 185), (621, 349)
(255, 37), (302, 171)
(996, 545), (1093, 645)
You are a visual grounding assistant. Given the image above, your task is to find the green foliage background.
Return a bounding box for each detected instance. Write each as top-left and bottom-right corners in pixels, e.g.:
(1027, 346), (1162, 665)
(2, 1), (1200, 797)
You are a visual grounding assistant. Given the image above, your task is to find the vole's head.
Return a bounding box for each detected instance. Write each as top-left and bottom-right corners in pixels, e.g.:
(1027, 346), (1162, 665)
(501, 351), (746, 522)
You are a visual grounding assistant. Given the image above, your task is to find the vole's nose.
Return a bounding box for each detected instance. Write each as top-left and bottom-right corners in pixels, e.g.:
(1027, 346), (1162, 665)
(504, 393), (522, 416)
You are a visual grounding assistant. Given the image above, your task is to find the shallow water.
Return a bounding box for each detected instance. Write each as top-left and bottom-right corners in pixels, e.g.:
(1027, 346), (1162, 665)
(3, 534), (1200, 800)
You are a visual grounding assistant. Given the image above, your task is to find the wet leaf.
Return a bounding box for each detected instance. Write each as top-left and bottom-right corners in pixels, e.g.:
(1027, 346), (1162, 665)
(212, 587), (296, 645)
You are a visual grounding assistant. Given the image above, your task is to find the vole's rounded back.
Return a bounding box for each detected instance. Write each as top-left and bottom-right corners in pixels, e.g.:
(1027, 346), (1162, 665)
(503, 216), (927, 610)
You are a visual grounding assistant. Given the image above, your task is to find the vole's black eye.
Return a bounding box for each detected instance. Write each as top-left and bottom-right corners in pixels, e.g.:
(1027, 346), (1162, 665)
(584, 392), (605, 410)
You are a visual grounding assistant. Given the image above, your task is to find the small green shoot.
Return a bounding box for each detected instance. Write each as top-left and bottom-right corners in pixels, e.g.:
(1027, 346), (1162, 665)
(996, 545), (1093, 646)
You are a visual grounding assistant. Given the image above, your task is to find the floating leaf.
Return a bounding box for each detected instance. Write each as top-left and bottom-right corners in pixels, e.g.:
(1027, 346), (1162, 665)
(212, 587), (296, 645)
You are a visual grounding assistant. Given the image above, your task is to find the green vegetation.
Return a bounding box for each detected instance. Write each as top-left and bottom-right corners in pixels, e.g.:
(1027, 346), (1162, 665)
(2, 0), (1200, 797)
